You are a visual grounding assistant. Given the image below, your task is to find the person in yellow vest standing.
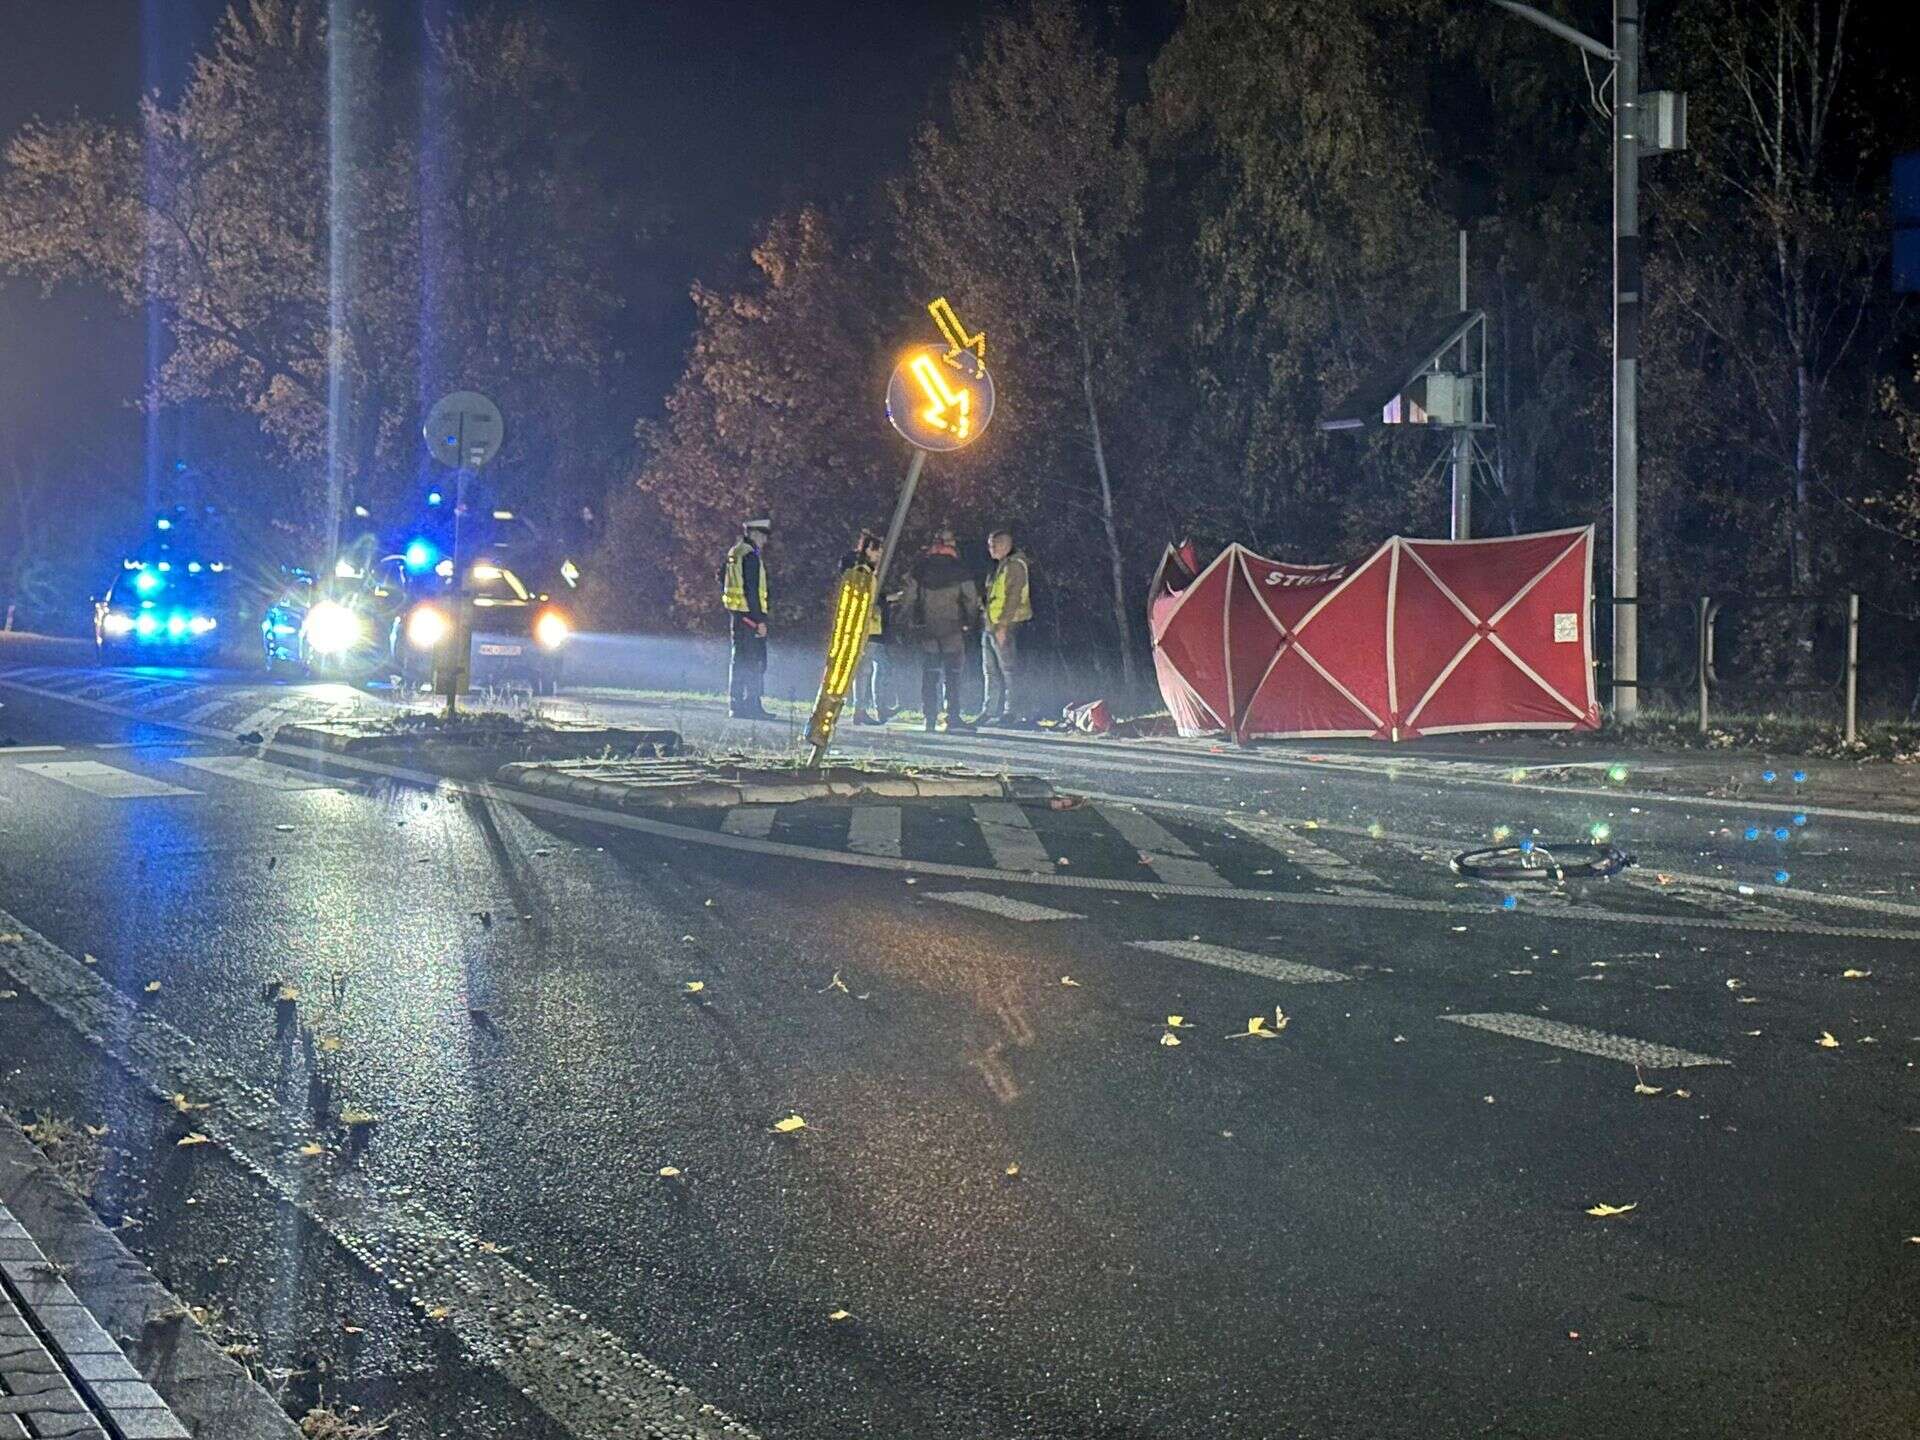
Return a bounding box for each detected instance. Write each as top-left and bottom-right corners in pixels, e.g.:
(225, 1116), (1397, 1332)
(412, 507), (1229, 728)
(722, 517), (773, 719)
(981, 527), (1032, 726)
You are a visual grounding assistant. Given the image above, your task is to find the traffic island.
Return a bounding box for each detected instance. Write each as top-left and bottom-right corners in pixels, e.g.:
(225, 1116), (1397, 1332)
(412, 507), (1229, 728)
(271, 714), (680, 786)
(496, 753), (1055, 809)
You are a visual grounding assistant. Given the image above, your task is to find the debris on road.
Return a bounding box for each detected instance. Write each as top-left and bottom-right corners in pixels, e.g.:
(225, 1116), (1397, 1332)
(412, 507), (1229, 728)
(773, 1114), (808, 1134)
(1585, 1202), (1637, 1217)
(1816, 1032), (1840, 1048)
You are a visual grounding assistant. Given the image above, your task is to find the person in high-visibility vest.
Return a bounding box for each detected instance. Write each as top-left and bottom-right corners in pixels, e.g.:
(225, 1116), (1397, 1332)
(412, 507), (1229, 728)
(722, 517), (773, 719)
(981, 527), (1032, 726)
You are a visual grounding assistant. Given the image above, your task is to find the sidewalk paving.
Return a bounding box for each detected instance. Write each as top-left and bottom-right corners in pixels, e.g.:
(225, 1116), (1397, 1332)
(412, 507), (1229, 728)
(0, 1198), (187, 1440)
(0, 1125), (297, 1440)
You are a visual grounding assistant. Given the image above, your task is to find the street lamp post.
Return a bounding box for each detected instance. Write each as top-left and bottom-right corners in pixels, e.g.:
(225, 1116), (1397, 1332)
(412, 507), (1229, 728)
(1491, 0), (1682, 725)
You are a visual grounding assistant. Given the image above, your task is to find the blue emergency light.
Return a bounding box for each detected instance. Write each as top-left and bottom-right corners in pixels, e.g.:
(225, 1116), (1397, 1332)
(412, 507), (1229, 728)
(404, 539), (439, 573)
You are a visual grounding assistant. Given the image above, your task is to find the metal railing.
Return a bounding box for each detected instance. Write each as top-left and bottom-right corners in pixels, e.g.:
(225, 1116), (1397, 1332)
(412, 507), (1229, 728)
(1692, 592), (1861, 742)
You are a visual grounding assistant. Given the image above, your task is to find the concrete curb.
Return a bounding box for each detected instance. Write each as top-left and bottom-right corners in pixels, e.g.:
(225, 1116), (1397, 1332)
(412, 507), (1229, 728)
(0, 1124), (299, 1440)
(495, 761), (1054, 810)
(275, 720), (679, 759)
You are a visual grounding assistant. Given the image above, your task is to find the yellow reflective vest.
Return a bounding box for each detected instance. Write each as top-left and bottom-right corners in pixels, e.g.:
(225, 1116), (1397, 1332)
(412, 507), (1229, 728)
(722, 540), (769, 616)
(985, 552), (1031, 625)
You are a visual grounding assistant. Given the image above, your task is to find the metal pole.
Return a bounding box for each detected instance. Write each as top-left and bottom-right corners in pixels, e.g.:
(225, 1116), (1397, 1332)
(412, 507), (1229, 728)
(871, 448), (927, 611)
(1612, 0), (1641, 723)
(1451, 229), (1472, 540)
(804, 447), (926, 768)
(1845, 592), (1859, 745)
(1697, 595), (1710, 734)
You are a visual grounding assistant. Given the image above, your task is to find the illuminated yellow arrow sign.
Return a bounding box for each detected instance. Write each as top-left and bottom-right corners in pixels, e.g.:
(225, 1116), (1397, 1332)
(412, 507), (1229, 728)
(909, 352), (972, 440)
(928, 297), (985, 364)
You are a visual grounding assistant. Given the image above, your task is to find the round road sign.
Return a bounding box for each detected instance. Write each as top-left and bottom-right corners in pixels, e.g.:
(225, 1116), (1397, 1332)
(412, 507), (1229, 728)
(423, 391), (505, 470)
(886, 346), (995, 452)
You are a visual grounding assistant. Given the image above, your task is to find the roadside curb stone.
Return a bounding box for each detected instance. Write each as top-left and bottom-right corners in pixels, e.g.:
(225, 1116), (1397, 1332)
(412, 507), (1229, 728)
(496, 756), (1054, 809)
(0, 1125), (298, 1439)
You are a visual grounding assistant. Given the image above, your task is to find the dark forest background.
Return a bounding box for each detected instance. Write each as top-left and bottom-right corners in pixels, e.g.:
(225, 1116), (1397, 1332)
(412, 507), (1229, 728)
(3, 0), (1917, 711)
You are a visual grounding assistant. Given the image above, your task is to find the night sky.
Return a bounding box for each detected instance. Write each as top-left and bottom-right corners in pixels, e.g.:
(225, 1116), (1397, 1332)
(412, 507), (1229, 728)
(2, 0), (1159, 481)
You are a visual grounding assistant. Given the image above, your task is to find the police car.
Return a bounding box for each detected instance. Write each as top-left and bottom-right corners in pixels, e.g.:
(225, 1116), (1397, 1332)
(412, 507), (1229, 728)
(260, 552), (411, 683)
(393, 544), (576, 696)
(94, 557), (240, 662)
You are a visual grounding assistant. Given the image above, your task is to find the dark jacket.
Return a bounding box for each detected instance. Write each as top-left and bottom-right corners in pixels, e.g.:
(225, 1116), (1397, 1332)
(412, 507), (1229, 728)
(900, 547), (981, 645)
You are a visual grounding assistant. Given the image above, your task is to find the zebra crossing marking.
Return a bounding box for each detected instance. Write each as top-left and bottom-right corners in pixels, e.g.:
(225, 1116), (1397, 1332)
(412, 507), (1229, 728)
(1227, 816), (1390, 891)
(1096, 805), (1230, 889)
(971, 801), (1053, 873)
(17, 759), (197, 799)
(721, 807), (778, 839)
(1440, 1012), (1729, 1068)
(1131, 939), (1351, 984)
(930, 890), (1082, 922)
(170, 754), (344, 791)
(846, 805), (903, 857)
(180, 699), (232, 724)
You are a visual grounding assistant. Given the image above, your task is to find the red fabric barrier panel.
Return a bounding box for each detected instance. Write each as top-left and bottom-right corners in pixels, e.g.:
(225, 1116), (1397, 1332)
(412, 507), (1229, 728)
(1148, 527), (1599, 742)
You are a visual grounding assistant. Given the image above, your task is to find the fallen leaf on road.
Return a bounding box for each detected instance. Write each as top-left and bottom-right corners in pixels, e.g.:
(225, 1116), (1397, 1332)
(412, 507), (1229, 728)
(1634, 1082), (1663, 1096)
(828, 1309), (852, 1321)
(0, 990), (15, 1001)
(297, 1143), (323, 1158)
(1744, 1029), (1763, 1036)
(168, 1093), (205, 1113)
(1166, 1015), (1191, 1028)
(1004, 1163), (1021, 1178)
(773, 1114), (807, 1134)
(275, 983), (299, 1003)
(658, 1166), (681, 1178)
(1816, 1032), (1840, 1048)
(1843, 969), (1872, 979)
(1725, 979), (1744, 990)
(1059, 976), (1080, 987)
(340, 1108), (378, 1128)
(1228, 1015), (1280, 1040)
(683, 981), (705, 994)
(342, 1324), (364, 1335)
(1506, 969), (1533, 976)
(176, 1133), (210, 1148)
(1159, 1032), (1182, 1047)
(1585, 1202), (1637, 1217)
(819, 971), (849, 994)
(1736, 996), (1759, 1004)
(680, 934), (696, 943)
(477, 1240), (506, 1254)
(904, 878), (918, 885)
(1484, 1095), (1496, 1104)
(318, 1035), (342, 1053)
(144, 981), (162, 993)
(1450, 926), (1469, 933)
(82, 953), (98, 965)
(1673, 1089), (1692, 1099)
(1274, 1007), (1289, 1030)
(426, 1305), (450, 1320)
(1393, 1034), (1407, 1043)
(84, 1123), (107, 1137)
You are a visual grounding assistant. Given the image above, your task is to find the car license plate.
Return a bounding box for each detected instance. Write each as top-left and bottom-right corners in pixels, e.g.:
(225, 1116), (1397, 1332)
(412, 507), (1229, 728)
(477, 642), (523, 657)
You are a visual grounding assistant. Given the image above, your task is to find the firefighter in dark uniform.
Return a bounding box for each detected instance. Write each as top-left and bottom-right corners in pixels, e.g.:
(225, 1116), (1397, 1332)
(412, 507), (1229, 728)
(723, 517), (773, 719)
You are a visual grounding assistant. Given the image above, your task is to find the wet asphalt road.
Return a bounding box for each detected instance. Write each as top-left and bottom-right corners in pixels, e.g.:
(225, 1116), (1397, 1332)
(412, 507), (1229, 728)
(2, 660), (1919, 1440)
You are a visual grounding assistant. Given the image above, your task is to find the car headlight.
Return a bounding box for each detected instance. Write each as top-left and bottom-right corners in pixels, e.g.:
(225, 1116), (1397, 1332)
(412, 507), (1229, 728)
(165, 614), (187, 637)
(134, 613), (160, 637)
(305, 601), (365, 655)
(533, 607), (571, 650)
(188, 615), (217, 635)
(101, 612), (135, 637)
(407, 604), (451, 649)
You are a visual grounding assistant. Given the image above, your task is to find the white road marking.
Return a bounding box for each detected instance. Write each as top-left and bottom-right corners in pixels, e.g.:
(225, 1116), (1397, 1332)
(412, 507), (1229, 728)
(17, 759), (197, 799)
(232, 701), (302, 736)
(1096, 805), (1229, 888)
(972, 801), (1054, 872)
(1227, 816), (1389, 891)
(930, 890), (1083, 922)
(1440, 1012), (1729, 1068)
(0, 744), (65, 756)
(180, 699), (233, 724)
(1132, 939), (1351, 983)
(170, 754), (343, 791)
(846, 805), (902, 857)
(720, 806), (777, 839)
